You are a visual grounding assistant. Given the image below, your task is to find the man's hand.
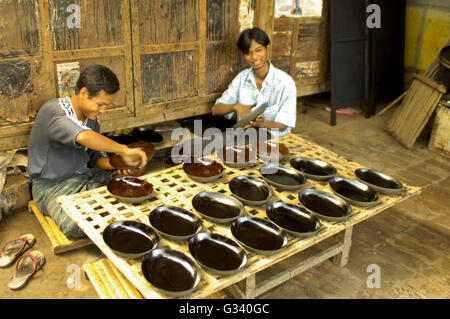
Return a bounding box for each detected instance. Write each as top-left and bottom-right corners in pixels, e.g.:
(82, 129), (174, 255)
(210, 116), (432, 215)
(245, 115), (265, 129)
(233, 103), (254, 118)
(119, 147), (148, 169)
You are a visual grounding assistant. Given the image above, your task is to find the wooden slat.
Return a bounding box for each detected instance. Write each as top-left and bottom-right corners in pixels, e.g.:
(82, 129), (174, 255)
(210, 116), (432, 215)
(28, 200), (92, 255)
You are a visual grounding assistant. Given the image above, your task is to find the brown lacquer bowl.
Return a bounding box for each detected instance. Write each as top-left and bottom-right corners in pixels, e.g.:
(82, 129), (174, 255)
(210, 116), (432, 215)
(255, 140), (289, 162)
(216, 145), (256, 168)
(141, 248), (201, 297)
(107, 176), (154, 203)
(103, 220), (159, 259)
(163, 154), (191, 169)
(110, 141), (155, 169)
(183, 157), (224, 183)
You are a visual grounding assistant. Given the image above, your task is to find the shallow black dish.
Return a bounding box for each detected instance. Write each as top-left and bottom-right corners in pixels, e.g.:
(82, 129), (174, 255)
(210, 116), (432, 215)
(102, 220), (159, 258)
(132, 127), (163, 145)
(149, 206), (202, 241)
(188, 232), (247, 275)
(355, 168), (403, 195)
(266, 201), (321, 237)
(290, 157), (337, 180)
(229, 175), (272, 206)
(231, 216), (287, 255)
(192, 192), (245, 224)
(106, 133), (138, 145)
(260, 164), (307, 191)
(329, 177), (379, 207)
(141, 248), (201, 297)
(298, 188), (352, 221)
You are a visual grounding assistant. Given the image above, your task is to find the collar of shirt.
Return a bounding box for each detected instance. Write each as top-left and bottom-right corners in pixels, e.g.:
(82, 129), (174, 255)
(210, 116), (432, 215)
(246, 61), (275, 90)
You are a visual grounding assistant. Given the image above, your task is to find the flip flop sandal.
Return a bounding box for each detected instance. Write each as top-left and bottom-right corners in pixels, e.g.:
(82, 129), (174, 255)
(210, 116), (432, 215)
(0, 234), (36, 268)
(8, 250), (45, 290)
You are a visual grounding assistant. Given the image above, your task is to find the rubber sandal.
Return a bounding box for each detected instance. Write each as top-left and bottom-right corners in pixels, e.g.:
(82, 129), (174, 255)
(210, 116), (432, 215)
(0, 234), (36, 268)
(8, 250), (45, 290)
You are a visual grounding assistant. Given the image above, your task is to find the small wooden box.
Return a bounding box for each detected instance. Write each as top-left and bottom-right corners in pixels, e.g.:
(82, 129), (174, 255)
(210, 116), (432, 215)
(429, 104), (450, 158)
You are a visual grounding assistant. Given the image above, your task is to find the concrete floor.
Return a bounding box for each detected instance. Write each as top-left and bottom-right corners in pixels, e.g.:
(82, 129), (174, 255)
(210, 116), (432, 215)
(0, 95), (449, 299)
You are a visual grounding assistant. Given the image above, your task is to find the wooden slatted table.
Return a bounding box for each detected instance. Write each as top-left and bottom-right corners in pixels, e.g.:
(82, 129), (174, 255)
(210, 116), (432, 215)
(57, 133), (420, 299)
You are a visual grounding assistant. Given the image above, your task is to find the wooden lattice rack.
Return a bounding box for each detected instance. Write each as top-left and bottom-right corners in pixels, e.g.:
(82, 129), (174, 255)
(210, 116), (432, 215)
(57, 133), (421, 299)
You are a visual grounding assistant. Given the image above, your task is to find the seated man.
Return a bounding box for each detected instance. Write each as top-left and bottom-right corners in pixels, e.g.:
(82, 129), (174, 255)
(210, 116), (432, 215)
(212, 27), (297, 138)
(28, 64), (147, 238)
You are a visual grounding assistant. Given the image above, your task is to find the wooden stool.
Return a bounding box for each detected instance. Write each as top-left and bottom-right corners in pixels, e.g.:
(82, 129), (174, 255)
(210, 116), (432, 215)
(28, 200), (92, 255)
(83, 258), (230, 299)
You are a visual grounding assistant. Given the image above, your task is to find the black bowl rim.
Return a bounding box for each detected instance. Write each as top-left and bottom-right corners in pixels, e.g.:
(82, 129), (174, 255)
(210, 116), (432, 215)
(191, 192), (245, 221)
(141, 248), (201, 295)
(102, 220), (159, 255)
(131, 127), (164, 143)
(259, 163), (307, 186)
(188, 232), (247, 273)
(289, 157), (337, 176)
(354, 168), (403, 190)
(229, 175), (273, 203)
(230, 216), (287, 252)
(329, 176), (380, 203)
(266, 201), (322, 234)
(149, 206), (202, 238)
(298, 188), (352, 220)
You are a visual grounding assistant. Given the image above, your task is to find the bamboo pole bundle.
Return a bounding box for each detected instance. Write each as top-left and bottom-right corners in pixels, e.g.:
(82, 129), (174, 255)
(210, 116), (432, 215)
(386, 55), (446, 149)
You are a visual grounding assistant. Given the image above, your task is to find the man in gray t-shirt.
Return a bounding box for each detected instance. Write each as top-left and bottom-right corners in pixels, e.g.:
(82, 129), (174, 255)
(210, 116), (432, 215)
(28, 65), (147, 238)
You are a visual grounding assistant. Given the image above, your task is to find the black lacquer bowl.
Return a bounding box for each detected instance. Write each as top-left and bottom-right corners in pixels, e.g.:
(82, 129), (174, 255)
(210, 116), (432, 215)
(192, 192), (245, 224)
(229, 175), (273, 206)
(290, 157), (337, 181)
(132, 127), (163, 145)
(260, 164), (307, 191)
(231, 216), (287, 255)
(141, 248), (201, 297)
(106, 176), (154, 204)
(188, 232), (247, 275)
(103, 220), (159, 258)
(355, 168), (403, 195)
(298, 188), (352, 221)
(266, 201), (321, 237)
(329, 177), (379, 207)
(149, 206), (202, 241)
(106, 133), (138, 145)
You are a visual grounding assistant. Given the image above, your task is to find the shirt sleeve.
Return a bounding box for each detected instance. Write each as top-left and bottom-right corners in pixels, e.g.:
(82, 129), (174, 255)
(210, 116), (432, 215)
(47, 107), (90, 148)
(274, 78), (297, 128)
(215, 73), (242, 120)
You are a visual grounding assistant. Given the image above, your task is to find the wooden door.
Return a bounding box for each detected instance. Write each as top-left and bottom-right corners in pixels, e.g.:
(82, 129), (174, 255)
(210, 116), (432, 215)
(131, 0), (242, 124)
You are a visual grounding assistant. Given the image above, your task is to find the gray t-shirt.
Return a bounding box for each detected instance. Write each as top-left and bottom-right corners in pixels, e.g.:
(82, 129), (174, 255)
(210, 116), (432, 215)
(28, 97), (104, 181)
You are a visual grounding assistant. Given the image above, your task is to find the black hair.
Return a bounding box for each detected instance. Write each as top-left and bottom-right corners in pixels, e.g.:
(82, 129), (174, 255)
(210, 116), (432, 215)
(75, 64), (119, 98)
(237, 27), (270, 54)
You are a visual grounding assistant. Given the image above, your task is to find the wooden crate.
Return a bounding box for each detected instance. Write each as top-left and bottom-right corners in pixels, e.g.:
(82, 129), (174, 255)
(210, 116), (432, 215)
(57, 133), (421, 299)
(28, 200), (92, 255)
(429, 104), (450, 158)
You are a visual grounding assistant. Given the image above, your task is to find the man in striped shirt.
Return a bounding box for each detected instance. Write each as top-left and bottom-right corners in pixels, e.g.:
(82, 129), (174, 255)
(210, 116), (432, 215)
(28, 65), (147, 238)
(212, 27), (297, 138)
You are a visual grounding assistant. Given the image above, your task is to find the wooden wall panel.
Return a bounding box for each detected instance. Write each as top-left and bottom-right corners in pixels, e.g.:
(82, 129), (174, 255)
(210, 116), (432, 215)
(206, 42), (234, 94)
(141, 51), (198, 104)
(49, 0), (123, 51)
(0, 0), (40, 58)
(139, 0), (198, 45)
